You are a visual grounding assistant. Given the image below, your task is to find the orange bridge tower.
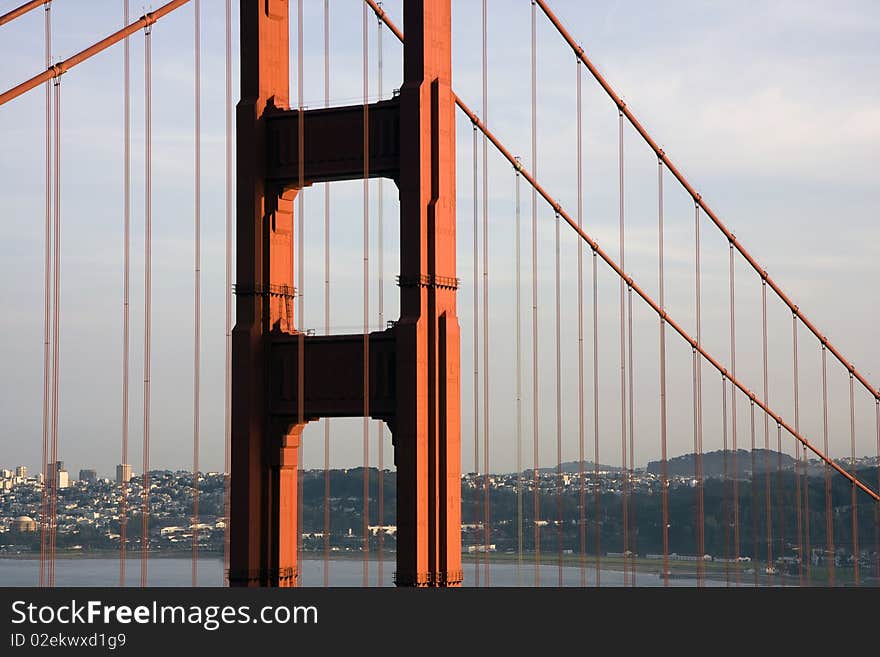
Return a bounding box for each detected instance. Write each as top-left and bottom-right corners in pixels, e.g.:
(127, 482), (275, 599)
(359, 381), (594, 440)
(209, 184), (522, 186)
(230, 0), (461, 587)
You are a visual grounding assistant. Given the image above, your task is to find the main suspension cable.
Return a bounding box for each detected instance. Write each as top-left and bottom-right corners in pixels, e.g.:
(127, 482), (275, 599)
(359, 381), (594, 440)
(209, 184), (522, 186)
(0, 0), (51, 27)
(0, 0), (194, 107)
(362, 0), (880, 507)
(530, 0), (880, 408)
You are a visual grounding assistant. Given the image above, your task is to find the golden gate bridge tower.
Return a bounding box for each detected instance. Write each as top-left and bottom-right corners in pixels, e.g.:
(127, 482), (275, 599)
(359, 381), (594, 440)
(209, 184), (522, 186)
(229, 0), (462, 587)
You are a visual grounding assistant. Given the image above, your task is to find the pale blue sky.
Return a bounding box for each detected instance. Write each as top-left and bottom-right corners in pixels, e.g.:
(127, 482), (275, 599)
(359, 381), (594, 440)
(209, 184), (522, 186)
(1, 0), (878, 480)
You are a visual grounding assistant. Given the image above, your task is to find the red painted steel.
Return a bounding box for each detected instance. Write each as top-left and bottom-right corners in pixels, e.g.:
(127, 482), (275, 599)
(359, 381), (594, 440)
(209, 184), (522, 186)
(576, 59), (586, 588)
(38, 0), (51, 589)
(192, 0), (201, 588)
(729, 245), (741, 585)
(530, 0), (540, 587)
(323, 0), (331, 589)
(761, 281), (772, 584)
(453, 98), (880, 504)
(821, 346), (835, 585)
(481, 0), (491, 588)
(230, 0), (461, 587)
(849, 374), (859, 586)
(694, 205), (705, 587)
(618, 110), (629, 587)
(120, 0), (131, 589)
(658, 161), (669, 587)
(222, 0), (232, 589)
(0, 0), (49, 27)
(361, 0), (369, 588)
(515, 161), (524, 584)
(533, 0), (879, 406)
(296, 0), (306, 589)
(793, 315), (804, 586)
(48, 75), (60, 588)
(141, 26), (152, 588)
(472, 122), (481, 588)
(0, 0), (192, 107)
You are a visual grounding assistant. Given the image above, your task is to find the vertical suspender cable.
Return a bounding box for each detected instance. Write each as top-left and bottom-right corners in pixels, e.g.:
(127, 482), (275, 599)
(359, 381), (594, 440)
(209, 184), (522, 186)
(551, 55), (561, 586)
(480, 0), (491, 589)
(576, 58), (585, 588)
(472, 123), (480, 587)
(821, 344), (834, 586)
(761, 280), (772, 583)
(618, 109), (629, 586)
(729, 243), (740, 585)
(627, 275), (635, 584)
(323, 0), (331, 589)
(515, 159), (523, 586)
(592, 249), (600, 586)
(191, 0), (201, 589)
(722, 375), (730, 586)
(530, 0), (540, 586)
(48, 73), (61, 588)
(361, 0), (370, 588)
(296, 0), (305, 586)
(141, 24), (152, 588)
(120, 0), (131, 588)
(694, 203), (704, 587)
(849, 373), (859, 586)
(223, 0), (233, 588)
(776, 421), (784, 586)
(750, 400), (757, 587)
(875, 399), (879, 580)
(658, 160), (668, 587)
(792, 315), (805, 586)
(376, 5), (384, 588)
(39, 0), (51, 589)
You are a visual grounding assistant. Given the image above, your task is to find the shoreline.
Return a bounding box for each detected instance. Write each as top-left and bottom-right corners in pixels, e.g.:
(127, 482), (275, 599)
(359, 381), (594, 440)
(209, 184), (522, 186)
(1, 550), (855, 585)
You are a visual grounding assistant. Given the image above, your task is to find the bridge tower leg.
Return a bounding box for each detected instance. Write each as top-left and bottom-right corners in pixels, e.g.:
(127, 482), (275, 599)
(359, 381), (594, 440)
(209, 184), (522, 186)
(394, 0), (461, 587)
(230, 0), (460, 588)
(229, 0), (297, 587)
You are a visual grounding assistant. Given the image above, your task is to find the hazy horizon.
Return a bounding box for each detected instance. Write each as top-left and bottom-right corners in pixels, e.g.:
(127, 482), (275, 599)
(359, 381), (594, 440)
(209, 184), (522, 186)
(1, 1), (878, 481)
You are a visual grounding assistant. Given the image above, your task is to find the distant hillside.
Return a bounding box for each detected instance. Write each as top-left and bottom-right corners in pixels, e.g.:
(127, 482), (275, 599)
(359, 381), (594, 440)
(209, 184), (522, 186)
(646, 449), (797, 478)
(532, 461), (623, 475)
